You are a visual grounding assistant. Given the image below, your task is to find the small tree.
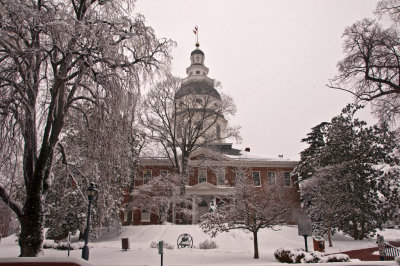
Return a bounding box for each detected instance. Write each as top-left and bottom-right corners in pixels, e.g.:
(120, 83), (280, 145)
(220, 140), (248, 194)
(132, 173), (193, 224)
(200, 170), (290, 259)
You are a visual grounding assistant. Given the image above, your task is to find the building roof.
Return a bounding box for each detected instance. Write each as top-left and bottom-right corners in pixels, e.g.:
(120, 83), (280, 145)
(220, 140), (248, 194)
(175, 80), (221, 100)
(191, 49), (205, 56)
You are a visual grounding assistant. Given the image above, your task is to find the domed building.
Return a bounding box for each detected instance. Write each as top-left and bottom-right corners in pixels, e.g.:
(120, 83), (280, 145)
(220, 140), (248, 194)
(174, 42), (228, 146)
(121, 42), (300, 225)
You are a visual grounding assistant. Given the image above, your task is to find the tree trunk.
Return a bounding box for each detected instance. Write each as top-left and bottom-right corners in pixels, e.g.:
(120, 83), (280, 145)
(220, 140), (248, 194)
(327, 221), (333, 247)
(19, 186), (43, 256)
(253, 231), (259, 259)
(352, 222), (359, 240)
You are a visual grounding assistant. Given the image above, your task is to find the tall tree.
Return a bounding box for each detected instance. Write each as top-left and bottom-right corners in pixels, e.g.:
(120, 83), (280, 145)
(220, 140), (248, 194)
(140, 73), (240, 193)
(200, 170), (290, 259)
(0, 0), (173, 256)
(297, 105), (400, 240)
(329, 0), (400, 124)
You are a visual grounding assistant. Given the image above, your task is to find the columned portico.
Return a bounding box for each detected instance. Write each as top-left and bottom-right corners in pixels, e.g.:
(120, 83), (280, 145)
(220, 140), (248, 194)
(186, 182), (234, 224)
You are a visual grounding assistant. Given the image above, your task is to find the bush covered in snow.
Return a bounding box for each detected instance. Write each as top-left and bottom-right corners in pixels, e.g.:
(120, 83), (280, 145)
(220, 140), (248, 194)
(150, 241), (174, 250)
(198, 239), (218, 249)
(274, 248), (350, 263)
(42, 239), (81, 250)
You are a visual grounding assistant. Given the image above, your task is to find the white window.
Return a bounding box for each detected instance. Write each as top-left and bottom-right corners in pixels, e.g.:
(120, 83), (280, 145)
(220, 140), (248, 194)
(217, 169), (226, 186)
(143, 170), (152, 184)
(123, 210), (128, 222)
(253, 171), (261, 187)
(198, 169), (207, 183)
(268, 172), (276, 186)
(141, 209), (150, 222)
(284, 172), (291, 187)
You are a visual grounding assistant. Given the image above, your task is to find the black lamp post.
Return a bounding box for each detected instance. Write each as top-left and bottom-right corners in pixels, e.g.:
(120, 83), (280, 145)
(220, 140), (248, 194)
(82, 182), (98, 261)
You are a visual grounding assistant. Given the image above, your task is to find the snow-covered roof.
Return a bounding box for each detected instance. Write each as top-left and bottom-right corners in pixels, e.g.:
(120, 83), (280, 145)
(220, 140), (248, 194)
(225, 149), (295, 162)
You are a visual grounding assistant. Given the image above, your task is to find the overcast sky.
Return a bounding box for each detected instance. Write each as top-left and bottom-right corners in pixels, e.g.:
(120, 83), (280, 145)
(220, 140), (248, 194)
(135, 0), (379, 160)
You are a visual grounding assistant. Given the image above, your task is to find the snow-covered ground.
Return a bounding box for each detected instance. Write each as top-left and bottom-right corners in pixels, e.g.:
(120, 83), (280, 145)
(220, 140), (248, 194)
(0, 224), (399, 266)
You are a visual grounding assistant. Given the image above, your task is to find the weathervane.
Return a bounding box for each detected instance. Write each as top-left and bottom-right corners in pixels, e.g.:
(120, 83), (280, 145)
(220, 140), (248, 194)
(193, 25), (199, 46)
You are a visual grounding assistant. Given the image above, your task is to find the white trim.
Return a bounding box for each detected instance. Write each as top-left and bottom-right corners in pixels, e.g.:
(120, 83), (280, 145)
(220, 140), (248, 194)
(252, 171), (261, 187)
(283, 172), (292, 187)
(141, 209), (150, 222)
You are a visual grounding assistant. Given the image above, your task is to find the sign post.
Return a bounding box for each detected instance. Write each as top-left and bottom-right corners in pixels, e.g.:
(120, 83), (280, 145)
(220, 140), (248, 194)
(297, 213), (312, 252)
(158, 240), (164, 266)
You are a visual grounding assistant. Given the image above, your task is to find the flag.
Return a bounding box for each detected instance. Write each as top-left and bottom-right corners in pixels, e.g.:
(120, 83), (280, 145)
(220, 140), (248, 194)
(193, 26), (198, 35)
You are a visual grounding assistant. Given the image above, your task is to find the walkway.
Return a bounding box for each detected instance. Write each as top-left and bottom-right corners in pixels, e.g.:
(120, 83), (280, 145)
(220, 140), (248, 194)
(341, 241), (400, 262)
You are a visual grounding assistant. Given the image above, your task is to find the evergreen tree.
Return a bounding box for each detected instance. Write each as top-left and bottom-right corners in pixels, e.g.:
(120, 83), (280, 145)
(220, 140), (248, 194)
(297, 105), (400, 240)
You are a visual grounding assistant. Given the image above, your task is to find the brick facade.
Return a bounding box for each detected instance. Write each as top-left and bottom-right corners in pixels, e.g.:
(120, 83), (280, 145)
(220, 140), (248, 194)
(120, 150), (300, 226)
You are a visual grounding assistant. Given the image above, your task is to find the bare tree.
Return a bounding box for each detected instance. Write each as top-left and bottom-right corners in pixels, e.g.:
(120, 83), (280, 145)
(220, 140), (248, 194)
(132, 173), (193, 224)
(200, 170), (290, 259)
(0, 0), (173, 256)
(140, 73), (240, 193)
(328, 0), (400, 124)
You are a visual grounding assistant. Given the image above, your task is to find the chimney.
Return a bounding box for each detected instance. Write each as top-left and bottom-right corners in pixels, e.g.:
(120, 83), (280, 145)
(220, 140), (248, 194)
(245, 147), (250, 152)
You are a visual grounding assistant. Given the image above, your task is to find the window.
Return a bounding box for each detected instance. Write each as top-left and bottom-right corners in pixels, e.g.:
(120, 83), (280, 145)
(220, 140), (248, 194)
(141, 209), (150, 222)
(196, 70), (200, 74)
(268, 172), (276, 186)
(196, 56), (200, 62)
(160, 170), (168, 176)
(198, 169), (207, 183)
(217, 169), (226, 186)
(123, 210), (128, 222)
(253, 171), (261, 187)
(235, 171), (245, 186)
(284, 172), (291, 187)
(143, 170), (152, 184)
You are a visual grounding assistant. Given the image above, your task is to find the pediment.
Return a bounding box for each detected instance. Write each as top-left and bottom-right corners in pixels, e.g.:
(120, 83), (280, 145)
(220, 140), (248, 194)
(189, 147), (232, 161)
(186, 182), (234, 196)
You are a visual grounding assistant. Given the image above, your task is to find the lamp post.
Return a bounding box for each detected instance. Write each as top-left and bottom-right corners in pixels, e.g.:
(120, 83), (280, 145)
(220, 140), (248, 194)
(82, 182), (98, 261)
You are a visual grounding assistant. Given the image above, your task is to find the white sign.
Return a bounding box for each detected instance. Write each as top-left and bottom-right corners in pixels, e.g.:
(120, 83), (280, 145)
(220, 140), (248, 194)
(297, 214), (312, 236)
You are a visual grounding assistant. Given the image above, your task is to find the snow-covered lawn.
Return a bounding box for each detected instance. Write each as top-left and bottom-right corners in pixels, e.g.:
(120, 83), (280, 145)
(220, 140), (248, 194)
(0, 224), (399, 265)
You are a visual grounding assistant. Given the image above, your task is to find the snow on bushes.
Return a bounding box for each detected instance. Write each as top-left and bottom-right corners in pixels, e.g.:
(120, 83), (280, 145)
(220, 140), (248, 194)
(42, 239), (81, 250)
(198, 239), (218, 249)
(274, 248), (350, 263)
(150, 241), (174, 250)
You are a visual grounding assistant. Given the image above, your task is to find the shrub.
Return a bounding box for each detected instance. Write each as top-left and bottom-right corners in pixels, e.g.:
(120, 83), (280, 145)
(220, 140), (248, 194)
(150, 241), (174, 250)
(274, 248), (350, 263)
(324, 254), (350, 262)
(274, 248), (306, 263)
(198, 239), (218, 249)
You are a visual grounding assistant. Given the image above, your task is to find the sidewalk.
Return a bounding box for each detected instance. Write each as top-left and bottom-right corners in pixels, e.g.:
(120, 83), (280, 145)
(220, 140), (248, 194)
(341, 241), (400, 262)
